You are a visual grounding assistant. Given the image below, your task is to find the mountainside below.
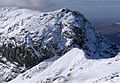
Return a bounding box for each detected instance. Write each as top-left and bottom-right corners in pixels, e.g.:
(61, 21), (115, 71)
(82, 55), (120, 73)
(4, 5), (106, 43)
(9, 48), (120, 83)
(0, 7), (119, 83)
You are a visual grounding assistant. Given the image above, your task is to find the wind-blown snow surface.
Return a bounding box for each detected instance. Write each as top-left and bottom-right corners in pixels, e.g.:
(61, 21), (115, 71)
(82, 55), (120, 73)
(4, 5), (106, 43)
(9, 48), (120, 83)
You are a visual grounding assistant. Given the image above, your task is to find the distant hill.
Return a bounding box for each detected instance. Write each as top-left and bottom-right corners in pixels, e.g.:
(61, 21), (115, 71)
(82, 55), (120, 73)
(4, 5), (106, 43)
(96, 21), (120, 46)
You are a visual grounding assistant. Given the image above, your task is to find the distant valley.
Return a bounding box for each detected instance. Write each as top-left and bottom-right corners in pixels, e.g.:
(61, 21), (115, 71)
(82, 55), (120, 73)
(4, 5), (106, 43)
(92, 18), (120, 46)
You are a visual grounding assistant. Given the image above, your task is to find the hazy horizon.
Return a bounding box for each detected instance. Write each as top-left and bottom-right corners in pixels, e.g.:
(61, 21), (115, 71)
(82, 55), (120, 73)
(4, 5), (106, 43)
(0, 0), (120, 19)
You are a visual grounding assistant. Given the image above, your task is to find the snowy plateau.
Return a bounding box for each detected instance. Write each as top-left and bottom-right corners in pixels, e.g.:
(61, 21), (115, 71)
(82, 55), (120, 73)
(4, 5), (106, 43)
(0, 7), (119, 83)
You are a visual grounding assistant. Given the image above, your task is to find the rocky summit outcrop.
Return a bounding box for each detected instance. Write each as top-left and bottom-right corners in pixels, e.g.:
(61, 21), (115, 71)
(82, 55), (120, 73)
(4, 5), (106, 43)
(0, 7), (119, 82)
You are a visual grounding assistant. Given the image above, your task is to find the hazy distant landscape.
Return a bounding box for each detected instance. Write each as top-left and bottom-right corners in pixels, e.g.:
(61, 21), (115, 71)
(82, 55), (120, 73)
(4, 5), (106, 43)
(92, 18), (120, 46)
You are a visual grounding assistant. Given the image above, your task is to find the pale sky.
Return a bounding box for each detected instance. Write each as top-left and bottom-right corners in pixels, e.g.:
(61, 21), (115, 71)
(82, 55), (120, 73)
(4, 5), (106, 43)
(0, 0), (120, 18)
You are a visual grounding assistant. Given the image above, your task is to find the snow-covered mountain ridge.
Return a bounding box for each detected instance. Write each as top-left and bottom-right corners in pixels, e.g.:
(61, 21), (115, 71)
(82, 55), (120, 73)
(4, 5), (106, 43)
(0, 7), (119, 82)
(9, 48), (120, 83)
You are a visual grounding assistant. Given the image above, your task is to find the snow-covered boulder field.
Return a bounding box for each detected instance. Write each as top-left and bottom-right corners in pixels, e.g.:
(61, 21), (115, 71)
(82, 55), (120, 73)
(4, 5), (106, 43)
(0, 7), (119, 82)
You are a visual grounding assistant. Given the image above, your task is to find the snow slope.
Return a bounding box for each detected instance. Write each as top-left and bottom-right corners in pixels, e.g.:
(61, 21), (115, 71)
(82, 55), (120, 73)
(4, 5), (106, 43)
(0, 56), (23, 83)
(9, 48), (120, 83)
